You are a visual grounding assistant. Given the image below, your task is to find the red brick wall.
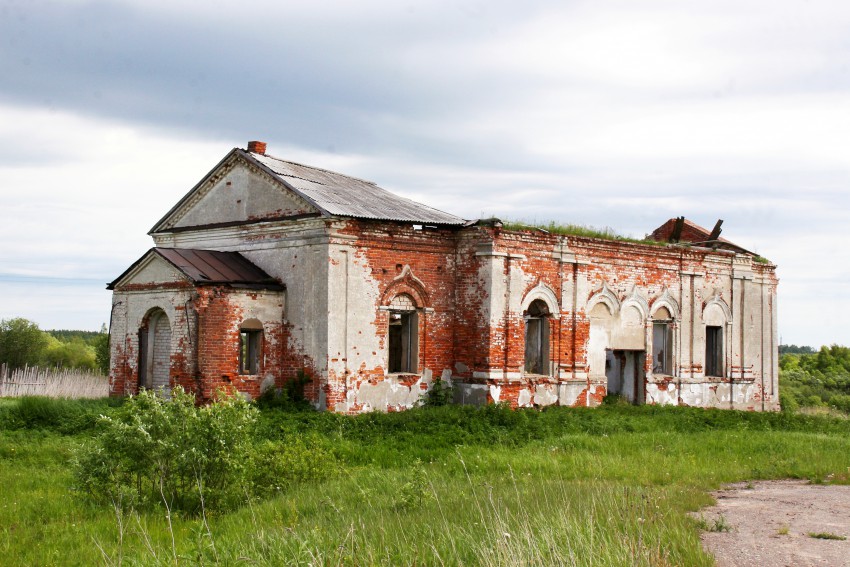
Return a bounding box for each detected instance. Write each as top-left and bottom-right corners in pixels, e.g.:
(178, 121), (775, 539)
(336, 221), (460, 401)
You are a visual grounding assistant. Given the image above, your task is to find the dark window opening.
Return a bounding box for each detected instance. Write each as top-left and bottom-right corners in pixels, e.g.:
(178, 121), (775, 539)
(138, 327), (149, 389)
(524, 299), (550, 375)
(705, 326), (723, 377)
(652, 322), (673, 375)
(239, 330), (262, 375)
(388, 310), (418, 373)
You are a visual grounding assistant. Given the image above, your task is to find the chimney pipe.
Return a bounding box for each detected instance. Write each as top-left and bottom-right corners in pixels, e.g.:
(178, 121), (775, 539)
(247, 141), (266, 155)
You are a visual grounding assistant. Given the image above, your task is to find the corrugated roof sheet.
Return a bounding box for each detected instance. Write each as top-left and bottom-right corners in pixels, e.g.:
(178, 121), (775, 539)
(248, 151), (466, 225)
(107, 248), (284, 290)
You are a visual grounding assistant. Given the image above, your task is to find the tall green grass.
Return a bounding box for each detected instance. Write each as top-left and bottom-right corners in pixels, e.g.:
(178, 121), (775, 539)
(0, 395), (122, 433)
(2, 400), (850, 565)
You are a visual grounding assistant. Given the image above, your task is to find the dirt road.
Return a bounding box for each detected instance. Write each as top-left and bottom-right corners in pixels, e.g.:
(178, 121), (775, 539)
(698, 480), (850, 566)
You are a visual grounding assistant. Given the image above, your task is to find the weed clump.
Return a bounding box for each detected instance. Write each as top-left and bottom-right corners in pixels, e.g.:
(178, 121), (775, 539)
(695, 514), (732, 533)
(808, 532), (846, 540)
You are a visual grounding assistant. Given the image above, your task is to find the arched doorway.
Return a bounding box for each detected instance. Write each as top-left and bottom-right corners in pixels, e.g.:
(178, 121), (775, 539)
(138, 309), (171, 391)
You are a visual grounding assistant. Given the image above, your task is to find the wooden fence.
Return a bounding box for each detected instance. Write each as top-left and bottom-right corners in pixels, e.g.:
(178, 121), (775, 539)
(0, 364), (109, 398)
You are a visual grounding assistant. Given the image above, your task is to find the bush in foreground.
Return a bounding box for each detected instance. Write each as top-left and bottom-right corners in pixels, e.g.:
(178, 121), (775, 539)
(74, 387), (258, 514)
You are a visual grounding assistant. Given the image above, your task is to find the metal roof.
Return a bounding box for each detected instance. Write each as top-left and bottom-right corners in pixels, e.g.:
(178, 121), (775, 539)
(247, 151), (466, 225)
(107, 248), (284, 290)
(650, 218), (753, 255)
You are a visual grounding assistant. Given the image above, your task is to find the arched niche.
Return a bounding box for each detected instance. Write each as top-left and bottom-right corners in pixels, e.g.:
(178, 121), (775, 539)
(703, 294), (732, 326)
(587, 282), (620, 317)
(651, 288), (680, 321)
(621, 287), (649, 322)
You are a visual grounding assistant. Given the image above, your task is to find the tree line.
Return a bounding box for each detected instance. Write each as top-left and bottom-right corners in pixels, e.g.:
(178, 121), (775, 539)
(780, 344), (850, 413)
(0, 318), (109, 374)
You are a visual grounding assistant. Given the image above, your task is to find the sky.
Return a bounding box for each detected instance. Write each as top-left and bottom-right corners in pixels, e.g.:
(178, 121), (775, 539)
(0, 0), (848, 347)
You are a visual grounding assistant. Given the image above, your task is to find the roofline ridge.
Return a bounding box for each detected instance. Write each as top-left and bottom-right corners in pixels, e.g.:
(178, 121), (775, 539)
(246, 150), (378, 186)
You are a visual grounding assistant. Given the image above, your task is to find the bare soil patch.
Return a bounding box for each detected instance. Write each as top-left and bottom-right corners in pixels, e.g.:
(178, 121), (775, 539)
(698, 480), (850, 566)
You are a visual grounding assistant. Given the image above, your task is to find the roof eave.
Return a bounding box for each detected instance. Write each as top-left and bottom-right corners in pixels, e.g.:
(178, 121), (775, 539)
(106, 247), (158, 290)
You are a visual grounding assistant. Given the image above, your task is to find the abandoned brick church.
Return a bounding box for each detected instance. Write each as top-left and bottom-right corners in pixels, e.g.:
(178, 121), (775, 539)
(107, 141), (779, 412)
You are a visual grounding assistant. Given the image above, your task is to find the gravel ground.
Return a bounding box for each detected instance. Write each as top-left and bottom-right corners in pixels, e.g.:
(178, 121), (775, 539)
(697, 480), (850, 567)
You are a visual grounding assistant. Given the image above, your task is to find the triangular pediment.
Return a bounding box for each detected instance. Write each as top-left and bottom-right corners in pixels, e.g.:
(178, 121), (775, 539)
(108, 251), (190, 290)
(150, 150), (321, 233)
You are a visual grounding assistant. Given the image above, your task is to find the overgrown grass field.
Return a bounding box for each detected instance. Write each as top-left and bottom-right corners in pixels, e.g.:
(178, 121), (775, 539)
(2, 397), (849, 566)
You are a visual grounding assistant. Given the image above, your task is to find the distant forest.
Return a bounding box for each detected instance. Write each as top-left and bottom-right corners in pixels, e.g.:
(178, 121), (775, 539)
(46, 329), (105, 343)
(779, 344), (850, 413)
(0, 318), (108, 373)
(778, 344), (817, 355)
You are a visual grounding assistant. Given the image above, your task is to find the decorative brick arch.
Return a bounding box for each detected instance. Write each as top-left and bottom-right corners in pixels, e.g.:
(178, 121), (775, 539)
(380, 264), (430, 308)
(703, 291), (732, 324)
(587, 282), (620, 316)
(621, 286), (650, 321)
(650, 288), (680, 320)
(521, 282), (560, 318)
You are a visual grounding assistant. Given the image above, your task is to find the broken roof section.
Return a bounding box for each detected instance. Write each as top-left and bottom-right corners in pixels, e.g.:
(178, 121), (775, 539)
(149, 142), (465, 234)
(107, 248), (284, 291)
(650, 217), (754, 255)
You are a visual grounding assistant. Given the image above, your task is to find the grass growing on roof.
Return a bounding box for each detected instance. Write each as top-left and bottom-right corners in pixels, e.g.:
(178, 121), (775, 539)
(499, 219), (666, 246)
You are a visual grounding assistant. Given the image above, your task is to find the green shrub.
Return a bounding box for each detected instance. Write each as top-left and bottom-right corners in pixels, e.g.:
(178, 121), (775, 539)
(422, 376), (454, 407)
(256, 369), (314, 410)
(74, 387), (258, 514)
(779, 389), (799, 413)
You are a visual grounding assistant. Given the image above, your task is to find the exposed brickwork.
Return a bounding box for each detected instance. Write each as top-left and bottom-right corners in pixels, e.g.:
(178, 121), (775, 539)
(108, 153), (778, 413)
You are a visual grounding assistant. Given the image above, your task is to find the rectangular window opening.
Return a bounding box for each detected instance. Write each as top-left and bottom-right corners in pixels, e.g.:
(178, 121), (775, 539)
(388, 311), (418, 373)
(652, 322), (673, 375)
(705, 326), (723, 377)
(239, 330), (262, 375)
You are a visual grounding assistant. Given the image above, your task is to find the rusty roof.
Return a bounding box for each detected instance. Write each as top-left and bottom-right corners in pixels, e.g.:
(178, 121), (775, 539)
(650, 217), (753, 255)
(107, 248), (284, 290)
(247, 151), (466, 225)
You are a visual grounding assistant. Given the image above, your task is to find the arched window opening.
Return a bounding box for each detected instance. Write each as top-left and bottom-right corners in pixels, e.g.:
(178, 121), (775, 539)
(524, 299), (550, 375)
(388, 294), (419, 374)
(652, 306), (673, 375)
(239, 318), (263, 375)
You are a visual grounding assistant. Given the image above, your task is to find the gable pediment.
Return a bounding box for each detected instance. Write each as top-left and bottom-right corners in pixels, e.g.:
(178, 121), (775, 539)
(151, 151), (320, 233)
(109, 252), (190, 290)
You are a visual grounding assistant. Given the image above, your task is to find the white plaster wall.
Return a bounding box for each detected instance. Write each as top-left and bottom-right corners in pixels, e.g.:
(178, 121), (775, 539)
(176, 162), (313, 229)
(150, 218), (333, 409)
(110, 287), (195, 390)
